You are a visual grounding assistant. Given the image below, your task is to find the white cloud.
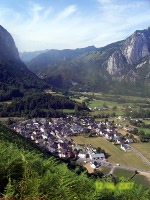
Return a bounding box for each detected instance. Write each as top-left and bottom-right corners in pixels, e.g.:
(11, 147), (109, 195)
(0, 0), (150, 51)
(56, 5), (77, 19)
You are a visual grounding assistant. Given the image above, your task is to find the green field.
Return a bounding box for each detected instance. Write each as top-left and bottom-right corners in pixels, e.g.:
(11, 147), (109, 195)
(130, 142), (150, 161)
(113, 168), (134, 178)
(71, 92), (150, 118)
(62, 109), (75, 114)
(113, 168), (150, 189)
(88, 100), (123, 108)
(132, 174), (150, 189)
(99, 166), (111, 175)
(71, 136), (150, 171)
(138, 127), (150, 134)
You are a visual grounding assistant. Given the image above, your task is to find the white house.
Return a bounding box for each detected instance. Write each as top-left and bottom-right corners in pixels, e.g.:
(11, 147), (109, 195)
(120, 144), (131, 151)
(125, 139), (133, 144)
(90, 163), (96, 168)
(78, 151), (87, 159)
(89, 153), (105, 160)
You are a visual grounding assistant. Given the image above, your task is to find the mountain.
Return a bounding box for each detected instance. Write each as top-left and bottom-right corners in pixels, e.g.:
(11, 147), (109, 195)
(0, 25), (47, 100)
(27, 27), (150, 96)
(19, 49), (49, 63)
(27, 46), (98, 89)
(27, 45), (96, 76)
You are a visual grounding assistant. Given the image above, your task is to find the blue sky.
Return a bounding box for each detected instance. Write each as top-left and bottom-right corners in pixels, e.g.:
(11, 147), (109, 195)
(0, 0), (150, 52)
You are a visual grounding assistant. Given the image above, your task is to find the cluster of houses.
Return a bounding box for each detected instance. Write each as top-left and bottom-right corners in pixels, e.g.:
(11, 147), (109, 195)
(89, 107), (108, 111)
(9, 116), (132, 162)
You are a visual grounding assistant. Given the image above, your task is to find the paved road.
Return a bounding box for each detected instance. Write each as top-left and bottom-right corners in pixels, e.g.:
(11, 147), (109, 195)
(106, 164), (150, 174)
(77, 158), (150, 174)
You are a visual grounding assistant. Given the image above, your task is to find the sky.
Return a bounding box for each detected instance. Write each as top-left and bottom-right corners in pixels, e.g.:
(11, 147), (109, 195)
(0, 0), (150, 52)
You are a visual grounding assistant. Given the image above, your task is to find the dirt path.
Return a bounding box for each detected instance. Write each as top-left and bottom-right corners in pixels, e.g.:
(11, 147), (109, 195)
(140, 172), (150, 182)
(84, 163), (94, 173)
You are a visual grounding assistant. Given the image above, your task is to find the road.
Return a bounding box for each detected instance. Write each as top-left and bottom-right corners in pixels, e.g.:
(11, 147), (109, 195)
(130, 146), (150, 166)
(77, 157), (150, 174)
(105, 163), (150, 175)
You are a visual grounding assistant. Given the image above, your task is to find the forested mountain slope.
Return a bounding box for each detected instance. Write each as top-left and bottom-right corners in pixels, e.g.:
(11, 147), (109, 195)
(0, 25), (48, 101)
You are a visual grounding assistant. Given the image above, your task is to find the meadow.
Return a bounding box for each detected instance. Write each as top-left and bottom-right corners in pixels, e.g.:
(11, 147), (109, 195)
(71, 92), (150, 117)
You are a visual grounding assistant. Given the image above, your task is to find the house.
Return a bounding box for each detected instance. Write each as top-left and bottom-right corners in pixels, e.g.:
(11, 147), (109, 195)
(66, 151), (75, 158)
(57, 142), (68, 150)
(114, 132), (121, 140)
(120, 144), (131, 151)
(70, 124), (82, 133)
(89, 153), (105, 160)
(125, 139), (133, 143)
(90, 161), (100, 168)
(104, 132), (114, 140)
(78, 151), (87, 159)
(58, 149), (68, 158)
(46, 146), (56, 153)
(90, 163), (96, 168)
(114, 139), (121, 144)
(42, 133), (48, 140)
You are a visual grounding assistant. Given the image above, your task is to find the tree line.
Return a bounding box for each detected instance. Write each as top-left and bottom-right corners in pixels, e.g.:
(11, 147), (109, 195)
(0, 93), (88, 118)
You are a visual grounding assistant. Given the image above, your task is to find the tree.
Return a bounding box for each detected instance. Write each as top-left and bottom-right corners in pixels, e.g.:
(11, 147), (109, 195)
(138, 130), (145, 136)
(112, 106), (117, 111)
(96, 147), (101, 153)
(103, 102), (108, 108)
(132, 128), (138, 135)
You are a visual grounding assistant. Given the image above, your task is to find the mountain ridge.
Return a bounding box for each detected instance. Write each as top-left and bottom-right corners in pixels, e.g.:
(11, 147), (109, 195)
(26, 26), (150, 95)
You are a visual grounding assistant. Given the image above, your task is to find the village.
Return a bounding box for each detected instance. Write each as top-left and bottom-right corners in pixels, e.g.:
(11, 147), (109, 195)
(8, 116), (134, 169)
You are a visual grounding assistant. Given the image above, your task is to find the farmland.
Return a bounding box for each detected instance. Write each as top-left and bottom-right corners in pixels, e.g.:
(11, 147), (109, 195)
(71, 92), (150, 117)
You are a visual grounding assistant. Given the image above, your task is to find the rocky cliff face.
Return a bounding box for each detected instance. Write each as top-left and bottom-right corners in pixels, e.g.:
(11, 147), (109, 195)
(107, 50), (127, 75)
(0, 25), (20, 61)
(107, 27), (150, 76)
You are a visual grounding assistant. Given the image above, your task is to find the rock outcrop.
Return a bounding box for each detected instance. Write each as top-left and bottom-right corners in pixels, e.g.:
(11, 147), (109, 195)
(107, 27), (150, 76)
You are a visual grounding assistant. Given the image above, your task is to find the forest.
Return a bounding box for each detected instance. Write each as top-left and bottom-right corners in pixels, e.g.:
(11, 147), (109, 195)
(0, 93), (88, 118)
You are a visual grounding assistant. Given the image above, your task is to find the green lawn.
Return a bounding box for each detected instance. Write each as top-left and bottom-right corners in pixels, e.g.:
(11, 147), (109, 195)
(71, 136), (150, 171)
